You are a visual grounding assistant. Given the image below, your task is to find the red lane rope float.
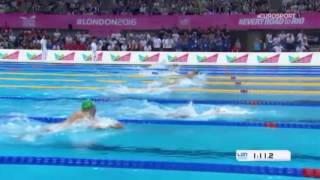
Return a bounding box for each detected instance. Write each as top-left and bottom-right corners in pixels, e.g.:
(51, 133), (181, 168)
(303, 168), (320, 178)
(265, 122), (278, 128)
(250, 100), (257, 106)
(240, 89), (248, 93)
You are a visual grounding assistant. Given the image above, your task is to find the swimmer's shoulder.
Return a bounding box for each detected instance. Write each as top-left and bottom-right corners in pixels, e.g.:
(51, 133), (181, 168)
(69, 111), (87, 121)
(74, 111), (85, 117)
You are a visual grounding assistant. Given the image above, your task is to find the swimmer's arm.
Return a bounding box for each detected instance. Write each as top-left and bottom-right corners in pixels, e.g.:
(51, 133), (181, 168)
(90, 120), (124, 129)
(110, 122), (123, 129)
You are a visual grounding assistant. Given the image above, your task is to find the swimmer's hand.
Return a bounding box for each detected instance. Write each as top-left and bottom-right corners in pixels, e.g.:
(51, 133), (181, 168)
(111, 122), (123, 129)
(90, 121), (123, 130)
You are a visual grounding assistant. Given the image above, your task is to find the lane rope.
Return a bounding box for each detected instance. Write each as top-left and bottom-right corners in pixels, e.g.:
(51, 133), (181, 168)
(1, 115), (320, 130)
(1, 96), (320, 106)
(0, 156), (319, 178)
(143, 80), (320, 87)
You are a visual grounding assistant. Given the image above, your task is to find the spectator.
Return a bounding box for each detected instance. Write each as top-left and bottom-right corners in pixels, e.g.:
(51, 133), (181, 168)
(286, 33), (295, 52)
(40, 35), (47, 60)
(265, 33), (273, 51)
(91, 37), (97, 61)
(152, 36), (162, 51)
(162, 34), (175, 51)
(232, 38), (241, 52)
(273, 44), (284, 52)
(253, 37), (263, 52)
(53, 29), (61, 40)
(74, 40), (86, 50)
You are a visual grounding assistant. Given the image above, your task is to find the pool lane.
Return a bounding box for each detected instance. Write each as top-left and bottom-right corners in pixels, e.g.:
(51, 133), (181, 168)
(2, 62), (320, 76)
(1, 123), (319, 168)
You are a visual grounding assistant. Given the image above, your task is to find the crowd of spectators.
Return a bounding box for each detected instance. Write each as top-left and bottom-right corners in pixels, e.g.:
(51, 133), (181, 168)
(112, 0), (272, 15)
(0, 0), (101, 14)
(112, 0), (320, 15)
(1, 0), (320, 15)
(252, 31), (314, 52)
(0, 27), (316, 52)
(0, 28), (239, 52)
(0, 28), (89, 50)
(282, 0), (320, 13)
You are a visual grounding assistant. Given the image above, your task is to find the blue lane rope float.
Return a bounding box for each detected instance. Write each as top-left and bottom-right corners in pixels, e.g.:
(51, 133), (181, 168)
(1, 96), (320, 106)
(2, 115), (320, 130)
(1, 156), (320, 178)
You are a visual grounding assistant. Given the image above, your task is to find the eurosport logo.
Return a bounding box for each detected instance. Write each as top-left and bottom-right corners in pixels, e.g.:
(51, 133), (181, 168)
(257, 13), (296, 19)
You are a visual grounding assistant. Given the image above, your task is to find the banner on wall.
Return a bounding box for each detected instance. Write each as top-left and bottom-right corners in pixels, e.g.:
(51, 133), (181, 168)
(0, 13), (319, 36)
(0, 49), (319, 66)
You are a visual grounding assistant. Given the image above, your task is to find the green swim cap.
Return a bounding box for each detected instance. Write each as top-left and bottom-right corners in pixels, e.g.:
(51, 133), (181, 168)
(81, 99), (95, 111)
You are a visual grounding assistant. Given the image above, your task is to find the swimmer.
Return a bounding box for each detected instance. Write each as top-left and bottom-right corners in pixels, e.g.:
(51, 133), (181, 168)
(47, 99), (123, 132)
(165, 70), (199, 85)
(186, 70), (199, 79)
(167, 107), (225, 119)
(168, 64), (180, 73)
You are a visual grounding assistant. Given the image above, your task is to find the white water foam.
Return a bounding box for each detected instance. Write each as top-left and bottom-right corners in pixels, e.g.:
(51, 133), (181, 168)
(0, 114), (121, 142)
(125, 101), (253, 120)
(107, 84), (171, 95)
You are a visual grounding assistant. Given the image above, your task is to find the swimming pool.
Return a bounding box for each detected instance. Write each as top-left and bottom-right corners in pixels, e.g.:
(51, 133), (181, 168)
(0, 62), (320, 180)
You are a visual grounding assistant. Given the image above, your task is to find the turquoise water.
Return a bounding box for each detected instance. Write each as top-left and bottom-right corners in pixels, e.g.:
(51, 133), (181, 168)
(0, 63), (320, 180)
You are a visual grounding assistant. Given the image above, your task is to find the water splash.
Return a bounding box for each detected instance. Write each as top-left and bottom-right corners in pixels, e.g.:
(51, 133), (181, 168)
(147, 59), (167, 69)
(107, 84), (171, 95)
(0, 114), (121, 143)
(121, 101), (253, 120)
(138, 69), (179, 77)
(0, 114), (45, 142)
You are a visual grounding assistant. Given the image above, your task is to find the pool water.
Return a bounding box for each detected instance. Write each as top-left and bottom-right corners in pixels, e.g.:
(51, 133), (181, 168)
(0, 62), (320, 180)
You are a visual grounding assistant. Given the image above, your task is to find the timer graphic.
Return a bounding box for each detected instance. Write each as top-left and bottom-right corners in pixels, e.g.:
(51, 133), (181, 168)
(236, 150), (291, 162)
